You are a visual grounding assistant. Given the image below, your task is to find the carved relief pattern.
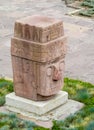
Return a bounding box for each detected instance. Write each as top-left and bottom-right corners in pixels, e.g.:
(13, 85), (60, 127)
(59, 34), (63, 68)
(14, 19), (64, 43)
(11, 36), (67, 63)
(11, 15), (67, 101)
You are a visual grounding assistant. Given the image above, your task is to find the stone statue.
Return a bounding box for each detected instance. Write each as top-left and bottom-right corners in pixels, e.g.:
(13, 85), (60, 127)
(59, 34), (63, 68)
(11, 15), (67, 101)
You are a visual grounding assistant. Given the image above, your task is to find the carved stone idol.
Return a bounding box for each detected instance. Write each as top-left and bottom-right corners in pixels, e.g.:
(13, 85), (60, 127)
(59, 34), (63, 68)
(11, 15), (67, 101)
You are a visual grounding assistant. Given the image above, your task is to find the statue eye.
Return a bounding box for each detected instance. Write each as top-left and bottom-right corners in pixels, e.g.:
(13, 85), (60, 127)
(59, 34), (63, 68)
(47, 67), (52, 76)
(59, 62), (64, 71)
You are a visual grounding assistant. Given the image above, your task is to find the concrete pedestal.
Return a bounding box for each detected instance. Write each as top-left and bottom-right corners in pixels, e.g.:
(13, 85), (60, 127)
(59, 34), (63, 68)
(5, 91), (84, 128)
(6, 91), (68, 116)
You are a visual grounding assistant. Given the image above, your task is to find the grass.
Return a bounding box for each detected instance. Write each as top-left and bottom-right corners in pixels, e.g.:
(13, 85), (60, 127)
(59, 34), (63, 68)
(0, 78), (94, 129)
(52, 78), (94, 130)
(0, 112), (49, 130)
(0, 78), (13, 106)
(67, 0), (94, 18)
(0, 112), (36, 130)
(76, 0), (94, 17)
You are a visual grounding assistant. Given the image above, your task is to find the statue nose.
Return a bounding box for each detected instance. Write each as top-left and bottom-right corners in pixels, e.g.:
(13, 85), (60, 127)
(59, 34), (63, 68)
(52, 66), (61, 81)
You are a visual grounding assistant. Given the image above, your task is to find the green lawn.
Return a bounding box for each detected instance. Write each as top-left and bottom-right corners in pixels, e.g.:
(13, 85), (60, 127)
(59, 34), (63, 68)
(52, 78), (94, 130)
(0, 78), (94, 130)
(79, 0), (94, 17)
(0, 78), (13, 106)
(68, 0), (94, 18)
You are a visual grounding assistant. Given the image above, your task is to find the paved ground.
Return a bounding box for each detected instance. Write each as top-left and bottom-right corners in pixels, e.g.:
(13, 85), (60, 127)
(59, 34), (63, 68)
(0, 0), (94, 84)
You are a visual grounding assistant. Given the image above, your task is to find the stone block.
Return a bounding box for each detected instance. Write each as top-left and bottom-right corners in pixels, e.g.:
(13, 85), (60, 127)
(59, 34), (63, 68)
(11, 36), (67, 63)
(11, 15), (67, 101)
(12, 55), (65, 100)
(14, 15), (64, 43)
(6, 91), (68, 115)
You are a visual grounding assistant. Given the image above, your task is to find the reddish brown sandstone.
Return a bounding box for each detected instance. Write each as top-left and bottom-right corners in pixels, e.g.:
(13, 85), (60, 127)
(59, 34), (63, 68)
(11, 15), (67, 101)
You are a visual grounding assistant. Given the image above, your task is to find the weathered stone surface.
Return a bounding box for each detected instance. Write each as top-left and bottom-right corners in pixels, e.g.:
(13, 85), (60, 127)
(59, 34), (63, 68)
(6, 91), (68, 115)
(12, 56), (65, 100)
(11, 36), (67, 62)
(6, 92), (84, 126)
(11, 15), (67, 101)
(14, 15), (64, 43)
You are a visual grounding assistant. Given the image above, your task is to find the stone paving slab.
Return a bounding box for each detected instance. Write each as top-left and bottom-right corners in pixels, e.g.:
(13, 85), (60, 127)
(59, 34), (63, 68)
(3, 99), (84, 128)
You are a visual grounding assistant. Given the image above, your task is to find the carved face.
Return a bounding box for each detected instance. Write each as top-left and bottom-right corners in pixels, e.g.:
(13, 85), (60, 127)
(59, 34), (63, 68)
(37, 59), (65, 96)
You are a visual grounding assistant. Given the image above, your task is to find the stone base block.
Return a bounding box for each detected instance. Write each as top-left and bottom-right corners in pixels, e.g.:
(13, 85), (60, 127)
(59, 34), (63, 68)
(6, 91), (68, 115)
(5, 91), (84, 128)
